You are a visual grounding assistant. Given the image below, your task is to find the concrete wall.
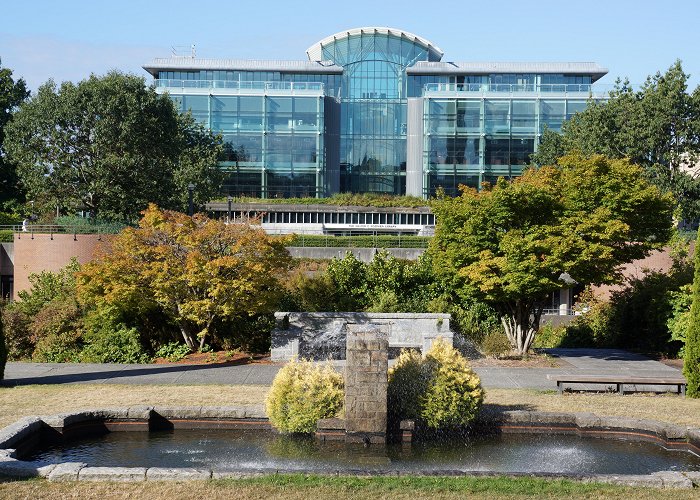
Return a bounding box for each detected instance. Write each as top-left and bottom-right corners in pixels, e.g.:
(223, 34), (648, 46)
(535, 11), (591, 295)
(12, 233), (111, 299)
(271, 312), (452, 361)
(286, 246), (425, 262)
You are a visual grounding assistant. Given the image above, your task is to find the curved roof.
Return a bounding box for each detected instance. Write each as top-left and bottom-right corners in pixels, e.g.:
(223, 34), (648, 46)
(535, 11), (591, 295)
(306, 27), (444, 62)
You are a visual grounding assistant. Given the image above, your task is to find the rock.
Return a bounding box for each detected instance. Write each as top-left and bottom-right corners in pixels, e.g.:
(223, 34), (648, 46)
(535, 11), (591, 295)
(652, 471), (694, 489)
(48, 462), (87, 482)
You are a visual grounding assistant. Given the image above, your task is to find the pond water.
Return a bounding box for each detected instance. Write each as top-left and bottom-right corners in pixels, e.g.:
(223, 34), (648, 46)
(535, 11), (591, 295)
(28, 429), (700, 475)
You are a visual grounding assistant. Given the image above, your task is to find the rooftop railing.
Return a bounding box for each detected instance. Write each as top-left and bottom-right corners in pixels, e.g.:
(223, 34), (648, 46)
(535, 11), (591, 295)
(424, 82), (612, 98)
(155, 80), (325, 92)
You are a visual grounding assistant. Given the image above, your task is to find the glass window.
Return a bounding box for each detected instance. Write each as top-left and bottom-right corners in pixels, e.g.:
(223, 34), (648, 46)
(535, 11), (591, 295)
(484, 100), (510, 134)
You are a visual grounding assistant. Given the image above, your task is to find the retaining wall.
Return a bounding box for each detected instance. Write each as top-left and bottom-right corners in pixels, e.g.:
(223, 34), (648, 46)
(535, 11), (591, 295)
(271, 312), (452, 361)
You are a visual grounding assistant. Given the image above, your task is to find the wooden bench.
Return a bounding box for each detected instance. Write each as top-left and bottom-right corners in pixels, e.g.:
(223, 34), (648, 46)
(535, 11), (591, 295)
(546, 374), (687, 396)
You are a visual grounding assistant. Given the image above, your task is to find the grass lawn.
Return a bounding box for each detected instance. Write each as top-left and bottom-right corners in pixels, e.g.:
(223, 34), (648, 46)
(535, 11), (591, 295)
(1, 384), (699, 430)
(0, 474), (696, 500)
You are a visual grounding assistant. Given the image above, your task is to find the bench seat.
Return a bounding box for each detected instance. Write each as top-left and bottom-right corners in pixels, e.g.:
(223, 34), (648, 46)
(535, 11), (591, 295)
(546, 374), (687, 396)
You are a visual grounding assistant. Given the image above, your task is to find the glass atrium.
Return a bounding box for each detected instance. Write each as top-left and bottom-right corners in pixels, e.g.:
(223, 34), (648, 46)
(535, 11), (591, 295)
(143, 27), (607, 198)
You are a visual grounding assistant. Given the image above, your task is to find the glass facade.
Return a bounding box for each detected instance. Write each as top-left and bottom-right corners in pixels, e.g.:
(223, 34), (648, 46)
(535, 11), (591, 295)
(422, 96), (592, 197)
(146, 27), (607, 199)
(318, 31), (440, 194)
(171, 93), (326, 198)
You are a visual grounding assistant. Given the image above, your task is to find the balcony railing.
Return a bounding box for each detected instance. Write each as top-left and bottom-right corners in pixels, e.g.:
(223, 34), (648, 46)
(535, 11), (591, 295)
(155, 80), (325, 93)
(424, 83), (612, 98)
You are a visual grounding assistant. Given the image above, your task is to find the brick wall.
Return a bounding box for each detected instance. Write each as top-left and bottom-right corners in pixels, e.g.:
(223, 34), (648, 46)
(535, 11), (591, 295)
(12, 233), (112, 299)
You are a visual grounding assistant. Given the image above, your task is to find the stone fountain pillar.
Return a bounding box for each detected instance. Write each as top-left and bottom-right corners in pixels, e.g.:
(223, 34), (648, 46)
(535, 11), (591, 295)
(344, 325), (388, 444)
(316, 325), (389, 444)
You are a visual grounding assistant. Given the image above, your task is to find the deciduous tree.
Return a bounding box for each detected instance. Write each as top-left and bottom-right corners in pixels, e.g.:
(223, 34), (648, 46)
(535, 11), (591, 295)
(0, 59), (29, 211)
(532, 61), (700, 220)
(78, 205), (291, 350)
(430, 154), (674, 355)
(4, 72), (222, 221)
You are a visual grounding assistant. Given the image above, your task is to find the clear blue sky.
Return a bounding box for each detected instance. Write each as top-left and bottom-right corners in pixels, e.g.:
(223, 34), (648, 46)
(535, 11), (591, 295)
(2, 0), (699, 92)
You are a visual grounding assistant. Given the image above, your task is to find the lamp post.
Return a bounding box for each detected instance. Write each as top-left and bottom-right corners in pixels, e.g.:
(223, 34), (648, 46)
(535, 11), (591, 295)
(187, 183), (195, 216)
(227, 195), (232, 223)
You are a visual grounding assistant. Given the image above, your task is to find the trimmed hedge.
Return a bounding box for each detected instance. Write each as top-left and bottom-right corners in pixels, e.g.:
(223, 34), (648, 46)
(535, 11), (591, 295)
(0, 230), (13, 243)
(219, 193), (429, 208)
(285, 234), (430, 248)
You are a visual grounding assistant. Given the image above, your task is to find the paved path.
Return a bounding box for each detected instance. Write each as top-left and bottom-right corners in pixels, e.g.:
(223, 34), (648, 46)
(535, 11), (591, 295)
(2, 349), (682, 391)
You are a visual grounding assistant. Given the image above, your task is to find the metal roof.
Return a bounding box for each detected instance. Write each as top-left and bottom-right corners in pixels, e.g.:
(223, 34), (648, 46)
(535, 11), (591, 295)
(306, 27), (444, 62)
(407, 61), (608, 82)
(142, 58), (343, 77)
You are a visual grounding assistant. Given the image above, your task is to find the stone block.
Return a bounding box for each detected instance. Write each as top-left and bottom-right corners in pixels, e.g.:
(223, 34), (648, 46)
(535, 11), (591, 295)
(662, 424), (686, 440)
(683, 471), (700, 486)
(199, 406), (247, 419)
(146, 467), (212, 480)
(244, 405), (266, 419)
(0, 417), (43, 449)
(574, 412), (600, 429)
(590, 474), (663, 488)
(652, 471), (694, 489)
(79, 467), (147, 482)
(686, 428), (700, 447)
(316, 418), (346, 430)
(126, 406), (153, 420)
(153, 406), (202, 419)
(400, 420), (415, 431)
(598, 416), (665, 437)
(48, 462), (87, 482)
(0, 458), (56, 478)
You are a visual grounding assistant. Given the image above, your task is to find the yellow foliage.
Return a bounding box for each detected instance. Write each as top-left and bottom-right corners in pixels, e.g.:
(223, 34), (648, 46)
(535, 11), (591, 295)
(266, 359), (344, 434)
(388, 338), (484, 429)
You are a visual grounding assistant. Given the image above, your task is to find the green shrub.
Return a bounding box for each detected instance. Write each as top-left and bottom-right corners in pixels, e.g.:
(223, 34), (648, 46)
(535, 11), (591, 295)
(0, 230), (13, 243)
(266, 359), (344, 434)
(0, 305), (33, 360)
(480, 329), (512, 358)
(0, 212), (21, 226)
(0, 305), (7, 381)
(32, 331), (82, 362)
(80, 324), (150, 363)
(388, 338), (484, 430)
(533, 323), (568, 349)
(154, 342), (191, 362)
(668, 284), (692, 356)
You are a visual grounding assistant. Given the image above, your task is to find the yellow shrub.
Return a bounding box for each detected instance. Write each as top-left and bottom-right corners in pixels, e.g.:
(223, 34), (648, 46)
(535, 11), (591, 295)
(266, 359), (344, 434)
(388, 338), (484, 429)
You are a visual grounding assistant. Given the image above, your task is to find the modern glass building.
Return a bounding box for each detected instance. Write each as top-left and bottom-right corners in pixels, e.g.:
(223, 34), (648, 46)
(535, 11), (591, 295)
(143, 27), (607, 199)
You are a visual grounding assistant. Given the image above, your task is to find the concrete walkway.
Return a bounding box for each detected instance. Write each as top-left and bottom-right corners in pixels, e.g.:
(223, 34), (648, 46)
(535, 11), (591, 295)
(2, 349), (683, 392)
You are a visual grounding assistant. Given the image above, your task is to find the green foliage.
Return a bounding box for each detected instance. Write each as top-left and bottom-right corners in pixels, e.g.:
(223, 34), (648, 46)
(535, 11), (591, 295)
(284, 251), (441, 314)
(32, 331), (82, 362)
(227, 193), (429, 208)
(4, 72), (222, 222)
(0, 229), (12, 242)
(535, 61), (700, 220)
(266, 359), (344, 434)
(0, 305), (32, 359)
(0, 59), (30, 210)
(429, 154), (674, 355)
(53, 216), (126, 234)
(446, 299), (501, 343)
(685, 233), (700, 397)
(15, 259), (80, 316)
(284, 234), (430, 248)
(532, 323), (567, 349)
(480, 329), (512, 358)
(668, 284), (692, 356)
(154, 342), (191, 362)
(0, 212), (21, 226)
(388, 338), (484, 429)
(0, 303), (6, 381)
(80, 311), (150, 363)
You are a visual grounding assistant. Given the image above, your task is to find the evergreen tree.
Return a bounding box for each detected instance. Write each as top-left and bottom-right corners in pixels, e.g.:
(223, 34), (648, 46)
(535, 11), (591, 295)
(684, 233), (700, 397)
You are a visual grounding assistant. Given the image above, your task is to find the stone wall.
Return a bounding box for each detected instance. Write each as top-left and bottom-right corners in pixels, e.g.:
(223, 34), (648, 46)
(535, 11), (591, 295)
(271, 312), (452, 361)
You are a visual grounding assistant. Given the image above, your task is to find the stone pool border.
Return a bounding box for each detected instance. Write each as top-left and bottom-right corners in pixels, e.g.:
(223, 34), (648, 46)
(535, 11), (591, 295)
(0, 406), (698, 489)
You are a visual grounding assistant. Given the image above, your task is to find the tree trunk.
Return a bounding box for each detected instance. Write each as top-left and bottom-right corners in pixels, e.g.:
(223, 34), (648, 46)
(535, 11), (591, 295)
(499, 300), (545, 355)
(179, 326), (195, 351)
